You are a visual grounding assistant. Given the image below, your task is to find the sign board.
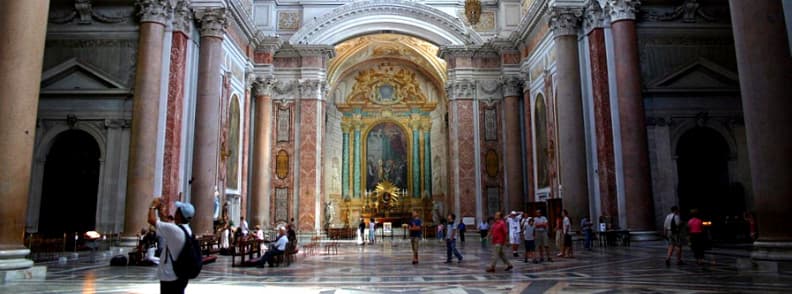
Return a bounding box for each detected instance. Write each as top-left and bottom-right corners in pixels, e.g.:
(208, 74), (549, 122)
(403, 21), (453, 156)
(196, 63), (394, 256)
(383, 222), (393, 234)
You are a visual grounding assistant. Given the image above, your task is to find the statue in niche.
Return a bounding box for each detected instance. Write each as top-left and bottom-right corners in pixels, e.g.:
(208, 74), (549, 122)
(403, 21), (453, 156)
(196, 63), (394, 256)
(431, 200), (444, 225)
(325, 201), (336, 225)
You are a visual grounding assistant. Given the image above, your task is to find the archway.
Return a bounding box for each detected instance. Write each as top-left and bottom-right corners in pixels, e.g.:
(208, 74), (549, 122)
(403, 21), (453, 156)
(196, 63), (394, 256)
(676, 127), (738, 223)
(38, 130), (101, 237)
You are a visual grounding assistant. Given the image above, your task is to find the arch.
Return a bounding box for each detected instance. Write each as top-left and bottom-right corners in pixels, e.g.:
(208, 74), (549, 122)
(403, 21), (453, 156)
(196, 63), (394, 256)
(38, 129), (101, 237)
(671, 119), (738, 160)
(290, 0), (482, 46)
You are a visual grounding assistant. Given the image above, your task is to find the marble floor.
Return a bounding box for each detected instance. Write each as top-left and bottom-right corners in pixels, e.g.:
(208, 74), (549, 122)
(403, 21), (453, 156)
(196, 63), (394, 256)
(3, 238), (791, 293)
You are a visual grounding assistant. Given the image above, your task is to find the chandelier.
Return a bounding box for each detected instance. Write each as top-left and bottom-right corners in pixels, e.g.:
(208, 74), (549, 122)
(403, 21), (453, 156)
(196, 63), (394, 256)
(465, 0), (482, 25)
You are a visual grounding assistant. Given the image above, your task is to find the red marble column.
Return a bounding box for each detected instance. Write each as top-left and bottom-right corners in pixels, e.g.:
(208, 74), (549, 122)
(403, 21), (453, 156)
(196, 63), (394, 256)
(503, 93), (524, 211)
(451, 98), (477, 219)
(0, 0), (49, 273)
(522, 88), (535, 202)
(161, 30), (188, 209)
(123, 1), (170, 237)
(250, 80), (273, 228)
(588, 28), (618, 222)
(609, 10), (655, 233)
(728, 0), (792, 260)
(549, 7), (590, 225)
(190, 8), (227, 236)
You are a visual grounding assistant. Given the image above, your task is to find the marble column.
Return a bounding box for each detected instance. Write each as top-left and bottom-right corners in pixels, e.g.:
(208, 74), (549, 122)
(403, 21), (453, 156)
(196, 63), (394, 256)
(423, 122), (432, 196)
(607, 0), (655, 234)
(728, 0), (792, 261)
(190, 7), (227, 236)
(341, 123), (351, 199)
(585, 2), (618, 222)
(0, 0), (49, 280)
(353, 124), (362, 198)
(521, 84), (535, 202)
(123, 0), (171, 238)
(161, 1), (191, 206)
(549, 7), (590, 224)
(251, 79), (274, 228)
(503, 77), (525, 210)
(296, 79), (325, 232)
(411, 123), (420, 198)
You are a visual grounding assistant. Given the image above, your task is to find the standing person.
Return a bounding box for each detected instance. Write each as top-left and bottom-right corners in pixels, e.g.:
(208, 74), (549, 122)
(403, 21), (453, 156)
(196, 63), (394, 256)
(688, 209), (705, 265)
(457, 220), (467, 244)
(444, 213), (463, 263)
(239, 216), (249, 236)
(580, 216), (593, 251)
(522, 216), (536, 263)
(562, 209), (573, 258)
(534, 209), (552, 262)
(358, 218), (366, 245)
(408, 211), (422, 264)
(437, 220), (445, 241)
(555, 218), (564, 257)
(507, 211), (522, 257)
(663, 206), (683, 266)
(478, 219), (489, 245)
(369, 217), (376, 244)
(485, 212), (513, 272)
(147, 197), (195, 294)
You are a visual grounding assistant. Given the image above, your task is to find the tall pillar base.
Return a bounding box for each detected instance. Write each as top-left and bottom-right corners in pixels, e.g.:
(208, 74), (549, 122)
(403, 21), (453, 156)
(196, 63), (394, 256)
(0, 248), (46, 284)
(752, 241), (792, 262)
(629, 231), (660, 242)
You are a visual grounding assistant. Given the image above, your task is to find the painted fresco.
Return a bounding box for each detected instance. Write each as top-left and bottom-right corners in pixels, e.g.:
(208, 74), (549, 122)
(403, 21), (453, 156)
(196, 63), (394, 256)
(366, 122), (408, 191)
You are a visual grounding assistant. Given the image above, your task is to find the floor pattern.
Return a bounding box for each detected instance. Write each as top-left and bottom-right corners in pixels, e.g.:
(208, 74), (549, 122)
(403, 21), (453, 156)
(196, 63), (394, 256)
(3, 239), (791, 293)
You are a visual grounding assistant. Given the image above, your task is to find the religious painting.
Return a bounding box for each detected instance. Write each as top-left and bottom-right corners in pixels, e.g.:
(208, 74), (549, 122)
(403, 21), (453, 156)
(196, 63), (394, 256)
(485, 149), (499, 178)
(365, 122), (408, 191)
(535, 94), (549, 188)
(225, 96), (240, 190)
(276, 149), (289, 179)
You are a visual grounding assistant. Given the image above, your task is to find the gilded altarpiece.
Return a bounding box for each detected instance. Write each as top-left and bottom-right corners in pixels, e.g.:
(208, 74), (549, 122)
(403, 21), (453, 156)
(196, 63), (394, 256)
(336, 64), (437, 223)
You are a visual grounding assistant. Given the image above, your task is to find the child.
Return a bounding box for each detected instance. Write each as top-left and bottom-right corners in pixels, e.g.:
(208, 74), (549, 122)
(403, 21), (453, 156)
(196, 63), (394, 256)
(523, 217), (537, 263)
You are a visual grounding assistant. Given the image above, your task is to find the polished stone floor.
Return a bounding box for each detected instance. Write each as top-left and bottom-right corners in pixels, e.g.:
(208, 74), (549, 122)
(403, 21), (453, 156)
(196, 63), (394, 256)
(3, 238), (792, 293)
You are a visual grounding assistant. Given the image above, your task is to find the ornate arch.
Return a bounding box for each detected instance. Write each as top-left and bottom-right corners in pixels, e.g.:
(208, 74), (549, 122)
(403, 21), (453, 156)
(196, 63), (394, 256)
(290, 0), (483, 46)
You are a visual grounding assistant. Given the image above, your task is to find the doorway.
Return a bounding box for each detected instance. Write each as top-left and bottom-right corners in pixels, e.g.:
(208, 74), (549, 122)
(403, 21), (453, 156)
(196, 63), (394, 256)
(38, 130), (101, 237)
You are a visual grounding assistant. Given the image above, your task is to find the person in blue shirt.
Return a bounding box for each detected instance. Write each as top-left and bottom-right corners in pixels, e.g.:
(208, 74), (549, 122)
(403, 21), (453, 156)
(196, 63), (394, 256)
(408, 211), (422, 264)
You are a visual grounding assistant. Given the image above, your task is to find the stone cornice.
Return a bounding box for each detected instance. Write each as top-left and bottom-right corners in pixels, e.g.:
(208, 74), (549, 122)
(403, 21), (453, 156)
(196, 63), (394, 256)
(437, 45), (499, 60)
(194, 7), (227, 38)
(172, 0), (193, 34)
(254, 34), (284, 53)
(298, 79), (326, 99)
(606, 0), (640, 22)
(293, 44), (336, 60)
(549, 6), (583, 38)
(137, 0), (173, 25)
(583, 0), (606, 34)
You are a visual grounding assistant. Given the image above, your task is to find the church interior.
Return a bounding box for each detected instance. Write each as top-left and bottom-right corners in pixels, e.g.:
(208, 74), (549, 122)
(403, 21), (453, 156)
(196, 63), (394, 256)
(0, 0), (790, 292)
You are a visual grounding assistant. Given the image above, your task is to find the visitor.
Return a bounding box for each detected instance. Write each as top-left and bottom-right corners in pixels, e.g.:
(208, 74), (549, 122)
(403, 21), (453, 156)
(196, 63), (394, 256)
(240, 216), (249, 236)
(485, 211), (512, 272)
(458, 219), (466, 244)
(369, 217), (376, 244)
(147, 197), (195, 294)
(444, 213), (463, 263)
(664, 206), (683, 266)
(534, 209), (552, 262)
(555, 217), (564, 257)
(358, 218), (366, 245)
(507, 211), (522, 257)
(478, 218), (489, 246)
(581, 216), (593, 251)
(562, 209), (573, 258)
(688, 209), (705, 265)
(522, 216), (536, 263)
(408, 211), (422, 264)
(257, 227), (288, 267)
(437, 220), (445, 241)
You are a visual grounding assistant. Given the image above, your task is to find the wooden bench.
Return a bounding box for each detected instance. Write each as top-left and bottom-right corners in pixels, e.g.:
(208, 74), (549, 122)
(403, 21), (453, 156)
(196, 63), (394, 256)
(231, 238), (262, 267)
(198, 235), (220, 256)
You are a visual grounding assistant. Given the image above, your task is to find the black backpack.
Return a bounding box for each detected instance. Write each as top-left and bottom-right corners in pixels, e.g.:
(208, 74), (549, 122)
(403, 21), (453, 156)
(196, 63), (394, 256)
(167, 225), (203, 279)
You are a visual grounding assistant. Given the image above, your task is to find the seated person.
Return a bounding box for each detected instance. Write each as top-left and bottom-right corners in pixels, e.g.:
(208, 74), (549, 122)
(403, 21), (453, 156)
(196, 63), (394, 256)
(257, 227), (288, 267)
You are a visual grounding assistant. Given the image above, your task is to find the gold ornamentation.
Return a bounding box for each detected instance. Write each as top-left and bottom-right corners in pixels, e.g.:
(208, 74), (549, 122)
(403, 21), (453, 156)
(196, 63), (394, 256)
(276, 150), (289, 179)
(465, 0), (482, 25)
(340, 63), (434, 110)
(485, 149), (499, 178)
(375, 181), (401, 210)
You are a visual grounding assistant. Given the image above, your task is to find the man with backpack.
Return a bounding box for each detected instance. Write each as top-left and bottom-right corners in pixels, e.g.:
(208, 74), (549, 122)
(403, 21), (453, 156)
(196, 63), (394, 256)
(664, 206), (683, 266)
(148, 197), (199, 294)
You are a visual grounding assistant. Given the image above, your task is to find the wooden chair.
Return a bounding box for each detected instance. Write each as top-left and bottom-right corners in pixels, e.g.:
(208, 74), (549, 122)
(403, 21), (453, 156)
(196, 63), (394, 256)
(231, 238), (262, 267)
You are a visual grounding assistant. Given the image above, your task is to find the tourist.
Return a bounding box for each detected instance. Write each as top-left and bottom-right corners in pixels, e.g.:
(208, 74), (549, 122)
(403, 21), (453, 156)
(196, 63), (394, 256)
(555, 217), (564, 257)
(507, 211), (522, 257)
(478, 218), (489, 246)
(485, 211), (512, 272)
(257, 227), (288, 267)
(147, 197), (195, 294)
(562, 209), (573, 258)
(369, 217), (376, 244)
(444, 213), (463, 263)
(663, 206), (683, 266)
(458, 219), (466, 244)
(358, 218), (366, 245)
(581, 216), (593, 251)
(688, 209), (705, 265)
(534, 209), (552, 262)
(408, 211), (422, 264)
(437, 220), (445, 241)
(240, 216), (249, 236)
(522, 216), (537, 263)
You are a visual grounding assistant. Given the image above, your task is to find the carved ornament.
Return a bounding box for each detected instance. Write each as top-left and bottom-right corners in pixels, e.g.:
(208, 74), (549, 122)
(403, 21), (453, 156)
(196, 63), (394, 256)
(548, 7), (583, 38)
(339, 63), (435, 111)
(445, 80), (476, 100)
(298, 79), (325, 99)
(137, 0), (172, 25)
(253, 78), (276, 97)
(195, 7), (227, 38)
(583, 0), (606, 34)
(606, 0), (640, 22)
(502, 76), (524, 97)
(172, 0), (193, 34)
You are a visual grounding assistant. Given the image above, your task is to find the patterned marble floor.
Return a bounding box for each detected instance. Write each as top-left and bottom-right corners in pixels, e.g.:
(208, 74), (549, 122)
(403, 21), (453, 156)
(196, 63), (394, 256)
(3, 238), (791, 293)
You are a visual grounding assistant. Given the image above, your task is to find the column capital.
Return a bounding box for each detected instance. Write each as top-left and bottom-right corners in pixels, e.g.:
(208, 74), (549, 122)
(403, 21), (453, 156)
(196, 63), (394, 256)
(583, 0), (607, 34)
(298, 79), (326, 99)
(172, 0), (193, 34)
(606, 0), (641, 22)
(549, 6), (583, 38)
(445, 79), (476, 100)
(194, 7), (227, 38)
(254, 77), (276, 97)
(501, 76), (524, 97)
(340, 121), (353, 133)
(136, 0), (173, 25)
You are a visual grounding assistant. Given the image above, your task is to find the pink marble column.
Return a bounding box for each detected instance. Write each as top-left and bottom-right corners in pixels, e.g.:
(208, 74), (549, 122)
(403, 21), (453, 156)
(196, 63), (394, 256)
(728, 0), (792, 261)
(448, 86), (477, 219)
(295, 79), (326, 232)
(250, 79), (274, 228)
(586, 16), (618, 222)
(549, 7), (590, 224)
(0, 0), (49, 273)
(503, 78), (524, 211)
(522, 88), (535, 202)
(123, 0), (171, 237)
(161, 4), (191, 209)
(607, 0), (655, 234)
(190, 7), (227, 236)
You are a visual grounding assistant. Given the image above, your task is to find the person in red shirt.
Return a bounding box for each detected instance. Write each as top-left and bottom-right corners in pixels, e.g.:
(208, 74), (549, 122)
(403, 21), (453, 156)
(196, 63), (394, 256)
(486, 212), (513, 272)
(688, 209), (705, 265)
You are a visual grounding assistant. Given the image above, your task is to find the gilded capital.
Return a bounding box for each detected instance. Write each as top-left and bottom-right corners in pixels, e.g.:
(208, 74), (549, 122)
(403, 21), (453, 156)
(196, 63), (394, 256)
(172, 0), (192, 34)
(606, 0), (641, 22)
(137, 0), (173, 25)
(548, 7), (583, 38)
(195, 7), (227, 38)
